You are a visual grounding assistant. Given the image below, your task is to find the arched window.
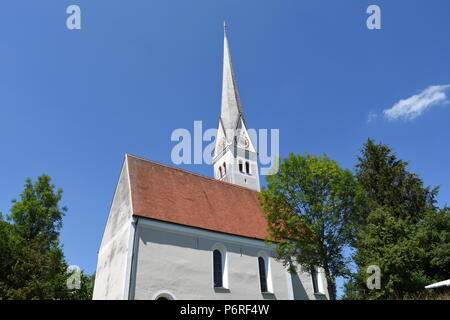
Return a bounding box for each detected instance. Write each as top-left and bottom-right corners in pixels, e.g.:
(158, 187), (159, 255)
(153, 291), (176, 300)
(258, 257), (268, 292)
(257, 252), (273, 294)
(238, 160), (243, 173)
(213, 249), (223, 287)
(223, 162), (227, 174)
(219, 166), (223, 178)
(311, 266), (324, 294)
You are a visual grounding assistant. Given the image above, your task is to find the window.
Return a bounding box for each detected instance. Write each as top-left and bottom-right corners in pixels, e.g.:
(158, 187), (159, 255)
(257, 252), (273, 294)
(311, 267), (325, 294)
(311, 268), (319, 294)
(153, 291), (176, 300)
(238, 160), (243, 173)
(258, 257), (268, 293)
(245, 161), (250, 174)
(212, 244), (228, 289)
(213, 250), (223, 287)
(219, 166), (223, 178)
(223, 162), (227, 174)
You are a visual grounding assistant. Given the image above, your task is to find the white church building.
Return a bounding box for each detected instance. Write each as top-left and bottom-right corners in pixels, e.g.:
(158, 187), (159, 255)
(93, 25), (329, 300)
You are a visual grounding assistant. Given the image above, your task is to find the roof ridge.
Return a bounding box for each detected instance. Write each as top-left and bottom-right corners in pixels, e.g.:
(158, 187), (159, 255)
(125, 153), (260, 194)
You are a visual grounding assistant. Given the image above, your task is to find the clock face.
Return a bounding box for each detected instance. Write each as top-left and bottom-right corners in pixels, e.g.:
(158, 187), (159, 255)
(219, 138), (227, 151)
(238, 134), (249, 149)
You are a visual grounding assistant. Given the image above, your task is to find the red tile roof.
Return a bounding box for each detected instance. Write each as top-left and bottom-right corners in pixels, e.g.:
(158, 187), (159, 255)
(126, 154), (270, 240)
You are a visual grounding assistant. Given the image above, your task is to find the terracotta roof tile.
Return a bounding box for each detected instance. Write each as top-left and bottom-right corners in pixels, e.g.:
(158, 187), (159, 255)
(126, 154), (269, 240)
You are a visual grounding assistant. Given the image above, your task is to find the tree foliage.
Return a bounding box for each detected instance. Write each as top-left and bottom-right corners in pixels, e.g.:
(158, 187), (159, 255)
(346, 139), (449, 299)
(415, 208), (450, 284)
(0, 175), (93, 300)
(258, 153), (359, 300)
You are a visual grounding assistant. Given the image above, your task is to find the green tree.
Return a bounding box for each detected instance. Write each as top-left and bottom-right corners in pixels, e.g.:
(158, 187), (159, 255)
(258, 153), (359, 300)
(9, 175), (66, 244)
(1, 175), (69, 299)
(0, 213), (18, 297)
(348, 139), (443, 299)
(355, 139), (437, 223)
(414, 207), (450, 284)
(0, 175), (93, 300)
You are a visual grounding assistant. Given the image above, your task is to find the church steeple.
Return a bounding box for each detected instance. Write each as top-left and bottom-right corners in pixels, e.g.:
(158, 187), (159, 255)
(220, 21), (244, 135)
(213, 23), (260, 191)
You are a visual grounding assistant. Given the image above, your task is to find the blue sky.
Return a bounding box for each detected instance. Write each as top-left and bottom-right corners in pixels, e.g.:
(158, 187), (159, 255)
(1, 1), (449, 298)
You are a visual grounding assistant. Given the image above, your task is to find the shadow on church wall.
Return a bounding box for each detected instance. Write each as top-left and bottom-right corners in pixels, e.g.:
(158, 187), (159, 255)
(291, 273), (309, 300)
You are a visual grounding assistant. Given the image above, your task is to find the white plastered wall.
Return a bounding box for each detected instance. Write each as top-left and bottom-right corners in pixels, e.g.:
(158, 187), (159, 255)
(129, 219), (325, 300)
(93, 157), (133, 300)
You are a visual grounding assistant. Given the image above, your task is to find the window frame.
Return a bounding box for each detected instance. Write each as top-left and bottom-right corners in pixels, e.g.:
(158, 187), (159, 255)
(212, 244), (228, 289)
(153, 291), (176, 300)
(258, 257), (268, 293)
(311, 266), (325, 295)
(257, 251), (273, 294)
(213, 249), (223, 288)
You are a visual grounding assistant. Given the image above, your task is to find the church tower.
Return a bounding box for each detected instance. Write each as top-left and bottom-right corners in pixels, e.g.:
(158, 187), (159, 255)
(212, 23), (260, 191)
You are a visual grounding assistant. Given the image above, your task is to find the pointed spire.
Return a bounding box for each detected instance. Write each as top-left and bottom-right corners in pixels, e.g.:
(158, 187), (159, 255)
(220, 23), (244, 136)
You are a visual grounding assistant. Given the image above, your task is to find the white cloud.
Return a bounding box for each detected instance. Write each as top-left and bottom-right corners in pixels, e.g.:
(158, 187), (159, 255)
(383, 84), (450, 121)
(367, 112), (378, 123)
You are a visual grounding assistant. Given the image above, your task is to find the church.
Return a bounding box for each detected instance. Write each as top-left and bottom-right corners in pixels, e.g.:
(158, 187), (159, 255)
(92, 25), (329, 300)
